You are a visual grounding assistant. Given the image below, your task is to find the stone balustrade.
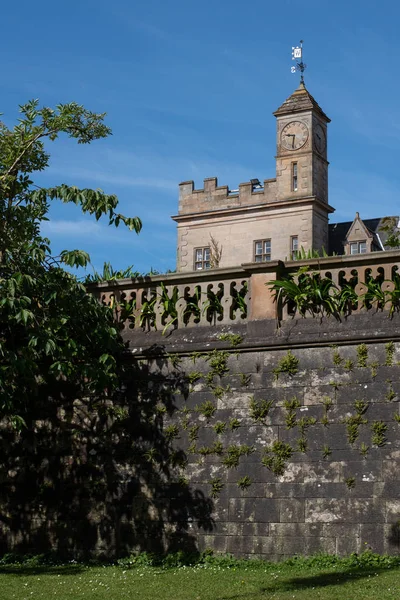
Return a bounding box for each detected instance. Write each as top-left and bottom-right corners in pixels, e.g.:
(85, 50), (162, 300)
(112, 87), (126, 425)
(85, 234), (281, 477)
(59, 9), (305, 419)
(88, 250), (400, 332)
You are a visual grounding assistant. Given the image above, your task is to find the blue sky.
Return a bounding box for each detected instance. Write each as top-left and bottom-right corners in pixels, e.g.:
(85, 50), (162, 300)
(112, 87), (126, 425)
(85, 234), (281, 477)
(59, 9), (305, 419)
(1, 0), (400, 274)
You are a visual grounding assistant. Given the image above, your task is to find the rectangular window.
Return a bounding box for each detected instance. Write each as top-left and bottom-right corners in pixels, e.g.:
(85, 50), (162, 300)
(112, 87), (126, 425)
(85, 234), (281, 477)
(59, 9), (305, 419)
(292, 162), (298, 192)
(194, 247), (210, 270)
(350, 241), (367, 255)
(254, 239), (271, 262)
(291, 235), (299, 260)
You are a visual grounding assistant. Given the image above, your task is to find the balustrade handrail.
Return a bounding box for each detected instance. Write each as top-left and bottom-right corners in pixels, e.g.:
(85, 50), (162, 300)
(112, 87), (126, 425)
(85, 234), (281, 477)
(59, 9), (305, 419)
(88, 250), (400, 330)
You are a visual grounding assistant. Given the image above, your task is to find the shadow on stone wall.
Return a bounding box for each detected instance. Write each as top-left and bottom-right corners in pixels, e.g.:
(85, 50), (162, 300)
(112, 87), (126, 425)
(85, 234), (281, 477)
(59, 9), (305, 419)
(0, 345), (214, 559)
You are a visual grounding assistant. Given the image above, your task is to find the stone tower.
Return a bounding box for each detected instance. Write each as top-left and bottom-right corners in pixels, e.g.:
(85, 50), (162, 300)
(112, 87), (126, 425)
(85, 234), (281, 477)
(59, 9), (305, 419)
(273, 82), (332, 251)
(173, 82), (335, 271)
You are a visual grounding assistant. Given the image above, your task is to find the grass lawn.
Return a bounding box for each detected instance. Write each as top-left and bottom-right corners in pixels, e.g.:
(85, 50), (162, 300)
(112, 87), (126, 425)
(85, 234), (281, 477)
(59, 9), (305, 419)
(1, 555), (400, 600)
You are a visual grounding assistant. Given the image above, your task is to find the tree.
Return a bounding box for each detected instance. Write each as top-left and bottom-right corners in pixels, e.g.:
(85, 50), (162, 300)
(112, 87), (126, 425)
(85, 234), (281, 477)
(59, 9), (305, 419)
(379, 217), (400, 249)
(0, 100), (141, 426)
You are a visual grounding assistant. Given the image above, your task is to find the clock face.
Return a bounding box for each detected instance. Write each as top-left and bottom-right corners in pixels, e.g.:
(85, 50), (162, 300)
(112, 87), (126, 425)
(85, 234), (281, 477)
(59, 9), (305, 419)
(314, 123), (326, 154)
(280, 120), (309, 151)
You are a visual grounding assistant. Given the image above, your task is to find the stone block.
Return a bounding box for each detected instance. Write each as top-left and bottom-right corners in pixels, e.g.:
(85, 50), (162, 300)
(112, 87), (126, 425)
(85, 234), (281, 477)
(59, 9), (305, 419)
(280, 498), (305, 522)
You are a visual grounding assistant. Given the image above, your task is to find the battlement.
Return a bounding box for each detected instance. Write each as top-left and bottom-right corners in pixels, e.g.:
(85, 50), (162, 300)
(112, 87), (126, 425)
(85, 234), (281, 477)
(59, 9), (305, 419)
(177, 176), (277, 216)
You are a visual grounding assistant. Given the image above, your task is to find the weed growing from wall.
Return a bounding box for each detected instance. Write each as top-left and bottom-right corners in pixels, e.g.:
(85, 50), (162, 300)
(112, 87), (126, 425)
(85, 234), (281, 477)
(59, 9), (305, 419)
(345, 476), (356, 490)
(322, 445), (331, 459)
(237, 476), (252, 490)
(262, 441), (293, 476)
(222, 445), (255, 468)
(331, 345), (343, 366)
(196, 400), (216, 420)
(209, 477), (224, 498)
(385, 342), (395, 366)
(297, 437), (308, 453)
(198, 441), (224, 456)
(284, 397), (301, 429)
(164, 424), (180, 442)
(190, 351), (204, 364)
(188, 425), (200, 442)
(321, 396), (333, 426)
(249, 396), (274, 423)
(360, 442), (369, 457)
(393, 413), (400, 423)
(217, 333), (243, 348)
(167, 353), (182, 370)
(371, 421), (387, 447)
(357, 344), (368, 368)
(344, 400), (368, 445)
(343, 359), (354, 372)
(370, 361), (379, 378)
(214, 422), (226, 435)
(239, 373), (251, 387)
(386, 382), (396, 402)
(273, 351), (299, 380)
(187, 372), (202, 385)
(229, 418), (241, 431)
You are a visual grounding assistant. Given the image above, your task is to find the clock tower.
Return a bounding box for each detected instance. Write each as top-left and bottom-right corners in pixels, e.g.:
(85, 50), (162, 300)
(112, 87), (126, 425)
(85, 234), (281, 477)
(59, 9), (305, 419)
(273, 81), (334, 253)
(274, 81), (330, 204)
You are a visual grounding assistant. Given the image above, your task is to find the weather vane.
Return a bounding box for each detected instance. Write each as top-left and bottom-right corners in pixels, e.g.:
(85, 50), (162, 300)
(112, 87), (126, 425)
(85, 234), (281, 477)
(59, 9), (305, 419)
(291, 40), (306, 84)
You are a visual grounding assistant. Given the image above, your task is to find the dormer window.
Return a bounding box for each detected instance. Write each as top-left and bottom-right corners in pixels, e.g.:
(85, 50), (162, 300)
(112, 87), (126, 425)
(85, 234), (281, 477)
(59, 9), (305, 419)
(292, 163), (298, 192)
(350, 241), (367, 255)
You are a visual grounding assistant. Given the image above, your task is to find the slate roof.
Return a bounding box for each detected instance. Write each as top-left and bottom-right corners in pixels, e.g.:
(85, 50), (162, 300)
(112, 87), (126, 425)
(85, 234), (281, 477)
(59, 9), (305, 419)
(329, 217), (399, 255)
(273, 82), (330, 122)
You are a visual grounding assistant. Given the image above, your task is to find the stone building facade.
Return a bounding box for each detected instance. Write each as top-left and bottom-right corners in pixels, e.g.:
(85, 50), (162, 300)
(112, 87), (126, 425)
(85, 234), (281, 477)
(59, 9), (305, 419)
(172, 83), (397, 272)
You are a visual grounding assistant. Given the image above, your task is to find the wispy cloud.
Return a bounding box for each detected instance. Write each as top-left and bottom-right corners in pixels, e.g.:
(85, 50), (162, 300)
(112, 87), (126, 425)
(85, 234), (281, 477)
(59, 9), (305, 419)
(41, 220), (102, 236)
(47, 167), (177, 192)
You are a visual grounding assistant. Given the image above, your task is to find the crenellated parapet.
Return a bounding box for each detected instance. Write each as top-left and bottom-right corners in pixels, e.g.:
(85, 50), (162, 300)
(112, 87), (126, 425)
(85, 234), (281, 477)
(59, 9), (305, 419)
(178, 176), (277, 216)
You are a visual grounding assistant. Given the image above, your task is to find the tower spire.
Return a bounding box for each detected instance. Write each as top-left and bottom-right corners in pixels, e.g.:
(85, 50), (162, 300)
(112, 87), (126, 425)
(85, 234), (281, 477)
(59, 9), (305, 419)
(291, 40), (307, 85)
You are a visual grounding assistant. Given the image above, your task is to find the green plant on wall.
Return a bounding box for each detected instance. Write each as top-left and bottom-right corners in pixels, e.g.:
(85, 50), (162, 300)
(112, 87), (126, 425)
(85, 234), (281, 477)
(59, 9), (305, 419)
(273, 351), (299, 380)
(198, 441), (224, 456)
(262, 440), (293, 476)
(344, 400), (368, 444)
(222, 444), (254, 468)
(393, 413), (400, 423)
(188, 424), (200, 442)
(249, 396), (274, 423)
(237, 476), (252, 490)
(239, 373), (251, 387)
(385, 342), (395, 366)
(322, 445), (332, 459)
(209, 477), (224, 498)
(297, 416), (317, 435)
(332, 350), (343, 366)
(204, 349), (230, 386)
(229, 418), (241, 430)
(357, 344), (368, 368)
(195, 400), (216, 420)
(345, 476), (356, 490)
(217, 333), (243, 348)
(370, 361), (379, 378)
(371, 420), (387, 447)
(360, 442), (369, 457)
(211, 384), (231, 399)
(386, 381), (396, 402)
(284, 397), (301, 429)
(164, 424), (180, 442)
(321, 396), (333, 426)
(190, 351), (204, 364)
(297, 437), (308, 453)
(169, 450), (188, 470)
(167, 353), (182, 370)
(214, 421), (226, 435)
(187, 371), (202, 385)
(343, 359), (354, 372)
